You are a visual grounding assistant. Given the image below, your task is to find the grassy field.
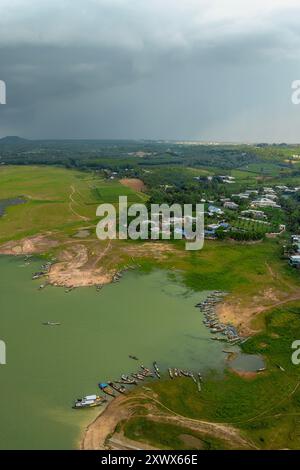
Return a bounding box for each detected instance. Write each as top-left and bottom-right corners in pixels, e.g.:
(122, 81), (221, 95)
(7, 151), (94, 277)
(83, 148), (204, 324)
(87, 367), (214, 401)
(0, 166), (145, 243)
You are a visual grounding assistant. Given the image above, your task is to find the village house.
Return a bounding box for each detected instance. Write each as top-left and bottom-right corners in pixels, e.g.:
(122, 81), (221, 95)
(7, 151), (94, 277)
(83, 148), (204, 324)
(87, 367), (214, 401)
(241, 209), (267, 220)
(251, 198), (281, 209)
(223, 201), (239, 210)
(208, 205), (224, 215)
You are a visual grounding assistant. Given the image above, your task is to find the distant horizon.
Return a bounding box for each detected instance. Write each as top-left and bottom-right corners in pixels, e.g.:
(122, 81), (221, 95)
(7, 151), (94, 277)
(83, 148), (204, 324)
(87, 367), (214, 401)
(1, 135), (300, 146)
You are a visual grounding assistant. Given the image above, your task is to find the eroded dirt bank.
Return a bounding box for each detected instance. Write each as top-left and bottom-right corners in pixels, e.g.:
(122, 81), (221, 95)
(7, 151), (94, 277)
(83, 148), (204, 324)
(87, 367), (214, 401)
(0, 234), (59, 255)
(80, 391), (255, 450)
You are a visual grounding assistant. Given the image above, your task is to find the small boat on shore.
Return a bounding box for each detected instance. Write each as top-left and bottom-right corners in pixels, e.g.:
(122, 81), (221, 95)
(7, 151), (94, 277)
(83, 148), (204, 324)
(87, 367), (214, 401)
(132, 373), (145, 381)
(116, 378), (137, 385)
(108, 382), (126, 394)
(189, 373), (197, 384)
(73, 395), (106, 409)
(32, 271), (45, 280)
(153, 361), (161, 379)
(65, 287), (74, 293)
(140, 365), (154, 377)
(121, 374), (137, 384)
(98, 383), (116, 397)
(168, 368), (173, 379)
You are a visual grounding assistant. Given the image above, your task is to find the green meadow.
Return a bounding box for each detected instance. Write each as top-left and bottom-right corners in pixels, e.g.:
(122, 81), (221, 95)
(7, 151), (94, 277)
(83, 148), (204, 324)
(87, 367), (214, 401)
(0, 166), (144, 243)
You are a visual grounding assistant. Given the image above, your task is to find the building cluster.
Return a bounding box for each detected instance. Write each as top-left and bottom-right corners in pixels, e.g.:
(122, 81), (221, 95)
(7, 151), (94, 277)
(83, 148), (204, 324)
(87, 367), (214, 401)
(289, 235), (300, 268)
(200, 178), (300, 239)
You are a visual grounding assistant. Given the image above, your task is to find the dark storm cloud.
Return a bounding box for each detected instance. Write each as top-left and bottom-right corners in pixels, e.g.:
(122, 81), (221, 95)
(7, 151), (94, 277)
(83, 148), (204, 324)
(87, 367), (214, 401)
(0, 0), (300, 140)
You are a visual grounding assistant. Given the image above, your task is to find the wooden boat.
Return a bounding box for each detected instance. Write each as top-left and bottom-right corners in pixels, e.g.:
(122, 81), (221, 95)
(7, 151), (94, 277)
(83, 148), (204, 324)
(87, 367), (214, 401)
(108, 382), (126, 394)
(132, 373), (144, 381)
(121, 374), (136, 384)
(140, 365), (154, 377)
(116, 379), (137, 386)
(189, 373), (197, 384)
(129, 355), (139, 361)
(73, 395), (106, 409)
(42, 321), (61, 326)
(153, 361), (161, 379)
(98, 383), (116, 397)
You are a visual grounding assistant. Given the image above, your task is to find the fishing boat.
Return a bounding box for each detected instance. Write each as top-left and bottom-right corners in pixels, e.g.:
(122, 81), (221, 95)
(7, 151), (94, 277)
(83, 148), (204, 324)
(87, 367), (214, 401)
(180, 370), (190, 377)
(98, 383), (116, 397)
(32, 272), (45, 280)
(189, 373), (197, 384)
(197, 379), (202, 392)
(42, 321), (61, 326)
(168, 368), (173, 379)
(116, 378), (137, 385)
(108, 382), (126, 394)
(140, 365), (154, 377)
(73, 395), (106, 409)
(121, 374), (137, 383)
(132, 373), (145, 381)
(153, 361), (161, 379)
(129, 355), (139, 361)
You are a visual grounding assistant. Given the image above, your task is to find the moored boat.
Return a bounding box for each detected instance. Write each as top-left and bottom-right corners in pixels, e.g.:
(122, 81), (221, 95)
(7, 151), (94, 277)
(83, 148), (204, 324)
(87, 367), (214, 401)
(153, 361), (161, 379)
(132, 373), (145, 381)
(98, 383), (116, 397)
(108, 381), (126, 394)
(73, 395), (106, 409)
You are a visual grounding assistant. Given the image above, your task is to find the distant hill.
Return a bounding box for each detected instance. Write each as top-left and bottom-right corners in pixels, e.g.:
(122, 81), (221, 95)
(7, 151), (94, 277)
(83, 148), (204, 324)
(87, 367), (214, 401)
(0, 136), (30, 144)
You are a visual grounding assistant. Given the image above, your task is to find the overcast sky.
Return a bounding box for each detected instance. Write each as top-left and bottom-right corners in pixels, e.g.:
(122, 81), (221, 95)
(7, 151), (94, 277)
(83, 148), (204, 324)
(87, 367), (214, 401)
(0, 0), (300, 141)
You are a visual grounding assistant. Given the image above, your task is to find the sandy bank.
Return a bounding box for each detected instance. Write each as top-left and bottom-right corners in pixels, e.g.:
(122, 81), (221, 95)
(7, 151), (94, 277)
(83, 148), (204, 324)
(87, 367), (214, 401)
(0, 234), (59, 255)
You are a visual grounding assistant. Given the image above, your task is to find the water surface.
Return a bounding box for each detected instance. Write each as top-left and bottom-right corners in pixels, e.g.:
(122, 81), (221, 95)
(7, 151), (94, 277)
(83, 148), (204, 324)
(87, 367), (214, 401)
(0, 256), (227, 449)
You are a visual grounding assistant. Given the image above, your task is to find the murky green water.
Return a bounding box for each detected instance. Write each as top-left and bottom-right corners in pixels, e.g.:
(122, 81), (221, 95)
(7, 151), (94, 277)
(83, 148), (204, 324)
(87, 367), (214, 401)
(0, 198), (26, 217)
(0, 256), (228, 449)
(230, 353), (265, 372)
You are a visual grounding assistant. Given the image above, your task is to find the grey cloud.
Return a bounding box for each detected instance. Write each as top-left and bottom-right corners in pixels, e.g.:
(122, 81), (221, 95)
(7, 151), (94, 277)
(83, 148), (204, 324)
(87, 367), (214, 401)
(0, 0), (300, 140)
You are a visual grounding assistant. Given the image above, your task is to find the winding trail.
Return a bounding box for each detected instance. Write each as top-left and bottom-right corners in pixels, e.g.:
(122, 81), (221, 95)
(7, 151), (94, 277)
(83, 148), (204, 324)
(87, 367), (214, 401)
(80, 392), (257, 450)
(69, 185), (89, 221)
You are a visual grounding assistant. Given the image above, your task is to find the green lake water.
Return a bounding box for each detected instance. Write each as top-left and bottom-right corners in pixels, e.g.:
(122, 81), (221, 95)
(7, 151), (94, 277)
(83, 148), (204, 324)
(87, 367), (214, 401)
(0, 255), (228, 449)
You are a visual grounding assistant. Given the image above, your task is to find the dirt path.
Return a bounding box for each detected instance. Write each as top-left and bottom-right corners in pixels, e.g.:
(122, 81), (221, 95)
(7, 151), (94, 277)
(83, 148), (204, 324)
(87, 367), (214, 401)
(80, 392), (255, 450)
(218, 292), (300, 336)
(231, 380), (300, 426)
(91, 239), (112, 268)
(69, 185), (89, 221)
